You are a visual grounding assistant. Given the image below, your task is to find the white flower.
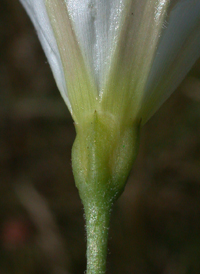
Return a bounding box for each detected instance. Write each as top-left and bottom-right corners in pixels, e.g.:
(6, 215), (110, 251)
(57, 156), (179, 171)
(19, 0), (200, 125)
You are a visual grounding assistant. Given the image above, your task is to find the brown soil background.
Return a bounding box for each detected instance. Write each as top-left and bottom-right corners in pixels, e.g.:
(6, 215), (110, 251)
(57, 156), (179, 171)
(1, 2), (200, 274)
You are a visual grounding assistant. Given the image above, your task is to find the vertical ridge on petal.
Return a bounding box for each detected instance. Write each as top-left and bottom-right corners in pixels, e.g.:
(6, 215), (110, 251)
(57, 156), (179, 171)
(45, 0), (98, 123)
(101, 0), (170, 122)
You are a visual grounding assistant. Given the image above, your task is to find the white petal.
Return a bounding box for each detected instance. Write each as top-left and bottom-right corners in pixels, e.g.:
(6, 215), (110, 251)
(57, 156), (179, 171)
(66, 0), (127, 94)
(67, 1), (170, 108)
(140, 0), (200, 123)
(19, 0), (70, 112)
(45, 0), (98, 123)
(20, 0), (200, 125)
(100, 0), (170, 120)
(43, 0), (172, 121)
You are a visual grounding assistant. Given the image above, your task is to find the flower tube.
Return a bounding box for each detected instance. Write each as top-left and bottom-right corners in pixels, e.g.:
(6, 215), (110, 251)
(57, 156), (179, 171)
(19, 0), (200, 273)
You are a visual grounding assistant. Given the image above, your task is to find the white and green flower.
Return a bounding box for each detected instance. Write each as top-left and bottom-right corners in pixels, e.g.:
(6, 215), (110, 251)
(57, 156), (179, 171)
(19, 1), (200, 273)
(19, 0), (200, 124)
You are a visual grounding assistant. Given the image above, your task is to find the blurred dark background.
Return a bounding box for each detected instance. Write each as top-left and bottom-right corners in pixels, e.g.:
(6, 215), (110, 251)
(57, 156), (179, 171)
(1, 1), (200, 274)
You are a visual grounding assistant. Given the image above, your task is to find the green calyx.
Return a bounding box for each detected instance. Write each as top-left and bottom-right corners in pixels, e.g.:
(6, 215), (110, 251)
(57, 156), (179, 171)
(72, 110), (140, 274)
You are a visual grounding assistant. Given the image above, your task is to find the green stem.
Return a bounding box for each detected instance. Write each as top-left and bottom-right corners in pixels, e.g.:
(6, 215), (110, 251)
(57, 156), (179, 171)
(85, 202), (111, 274)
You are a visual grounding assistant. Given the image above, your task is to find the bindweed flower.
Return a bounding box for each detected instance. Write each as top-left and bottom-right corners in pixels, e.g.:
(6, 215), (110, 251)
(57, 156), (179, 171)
(19, 1), (200, 124)
(19, 0), (200, 273)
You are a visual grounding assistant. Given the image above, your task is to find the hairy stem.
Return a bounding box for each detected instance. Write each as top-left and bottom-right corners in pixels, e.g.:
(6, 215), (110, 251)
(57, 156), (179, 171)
(85, 202), (111, 274)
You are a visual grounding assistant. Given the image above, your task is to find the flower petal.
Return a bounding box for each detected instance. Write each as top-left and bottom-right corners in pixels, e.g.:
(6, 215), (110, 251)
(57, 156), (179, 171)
(19, 0), (70, 111)
(101, 0), (170, 121)
(66, 0), (128, 94)
(45, 0), (98, 123)
(140, 0), (200, 124)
